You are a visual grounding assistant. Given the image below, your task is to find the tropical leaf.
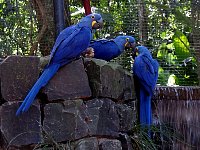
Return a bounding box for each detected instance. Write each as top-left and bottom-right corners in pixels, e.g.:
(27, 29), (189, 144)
(172, 30), (191, 61)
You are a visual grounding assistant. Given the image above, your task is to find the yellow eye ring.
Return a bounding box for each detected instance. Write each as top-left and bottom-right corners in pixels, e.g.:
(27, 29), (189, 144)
(126, 38), (129, 41)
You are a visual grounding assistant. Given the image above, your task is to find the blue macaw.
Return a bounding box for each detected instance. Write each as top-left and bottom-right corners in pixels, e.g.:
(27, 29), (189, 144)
(85, 36), (135, 61)
(16, 13), (103, 115)
(132, 46), (159, 136)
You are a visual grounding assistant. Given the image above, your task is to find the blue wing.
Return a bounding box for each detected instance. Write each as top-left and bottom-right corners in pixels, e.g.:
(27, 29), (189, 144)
(51, 27), (91, 65)
(49, 25), (76, 63)
(89, 39), (120, 61)
(133, 54), (158, 96)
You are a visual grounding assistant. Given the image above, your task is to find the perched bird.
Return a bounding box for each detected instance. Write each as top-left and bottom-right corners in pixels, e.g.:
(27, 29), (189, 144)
(132, 46), (159, 136)
(84, 36), (135, 61)
(16, 13), (103, 115)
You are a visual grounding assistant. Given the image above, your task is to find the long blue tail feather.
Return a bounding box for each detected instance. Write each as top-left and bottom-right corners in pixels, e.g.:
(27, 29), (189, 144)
(16, 64), (60, 115)
(140, 88), (152, 137)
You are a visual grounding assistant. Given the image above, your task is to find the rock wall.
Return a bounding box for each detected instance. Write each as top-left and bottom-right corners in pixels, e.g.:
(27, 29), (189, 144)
(0, 56), (136, 150)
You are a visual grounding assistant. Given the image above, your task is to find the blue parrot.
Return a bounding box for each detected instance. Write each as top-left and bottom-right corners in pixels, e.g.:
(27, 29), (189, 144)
(16, 13), (103, 115)
(84, 36), (135, 61)
(132, 46), (159, 136)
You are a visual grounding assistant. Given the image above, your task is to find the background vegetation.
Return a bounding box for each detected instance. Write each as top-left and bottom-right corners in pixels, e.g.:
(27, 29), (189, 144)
(0, 0), (200, 86)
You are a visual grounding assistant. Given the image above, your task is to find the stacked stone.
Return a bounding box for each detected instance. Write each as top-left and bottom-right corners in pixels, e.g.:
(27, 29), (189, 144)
(0, 56), (136, 150)
(0, 56), (41, 149)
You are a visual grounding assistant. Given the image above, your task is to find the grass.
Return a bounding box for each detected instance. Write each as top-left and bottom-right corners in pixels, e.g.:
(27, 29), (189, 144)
(129, 123), (184, 150)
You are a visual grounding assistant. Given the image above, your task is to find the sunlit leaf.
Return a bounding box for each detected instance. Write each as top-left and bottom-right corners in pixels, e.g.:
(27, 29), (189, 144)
(166, 43), (174, 50)
(160, 31), (166, 39)
(172, 30), (191, 61)
(184, 74), (190, 78)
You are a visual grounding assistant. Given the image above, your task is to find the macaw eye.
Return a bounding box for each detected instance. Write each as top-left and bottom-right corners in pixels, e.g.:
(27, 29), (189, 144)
(126, 38), (129, 41)
(135, 47), (138, 51)
(91, 15), (95, 19)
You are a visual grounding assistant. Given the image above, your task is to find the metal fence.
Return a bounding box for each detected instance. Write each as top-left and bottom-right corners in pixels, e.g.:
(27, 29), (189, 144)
(1, 0), (200, 86)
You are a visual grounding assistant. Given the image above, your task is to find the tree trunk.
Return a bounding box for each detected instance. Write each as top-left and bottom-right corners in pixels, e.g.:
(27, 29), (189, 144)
(30, 0), (55, 56)
(30, 0), (71, 56)
(64, 0), (71, 27)
(137, 0), (148, 45)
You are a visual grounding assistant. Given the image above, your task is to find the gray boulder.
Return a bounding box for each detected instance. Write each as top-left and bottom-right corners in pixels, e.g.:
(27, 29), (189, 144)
(0, 56), (40, 102)
(43, 59), (92, 101)
(0, 102), (41, 146)
(84, 58), (135, 101)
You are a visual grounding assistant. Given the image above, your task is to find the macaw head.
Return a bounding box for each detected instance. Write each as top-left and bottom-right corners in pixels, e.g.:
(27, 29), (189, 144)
(78, 13), (103, 29)
(114, 36), (136, 51)
(123, 36), (136, 49)
(132, 46), (151, 59)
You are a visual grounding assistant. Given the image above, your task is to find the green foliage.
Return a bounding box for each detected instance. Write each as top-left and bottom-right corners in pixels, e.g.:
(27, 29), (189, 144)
(157, 67), (170, 85)
(145, 0), (199, 86)
(172, 30), (190, 61)
(0, 0), (38, 57)
(156, 29), (198, 85)
(90, 0), (138, 38)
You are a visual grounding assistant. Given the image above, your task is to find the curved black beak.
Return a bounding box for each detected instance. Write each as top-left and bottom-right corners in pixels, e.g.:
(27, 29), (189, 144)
(97, 18), (103, 27)
(125, 42), (136, 51)
(92, 18), (103, 29)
